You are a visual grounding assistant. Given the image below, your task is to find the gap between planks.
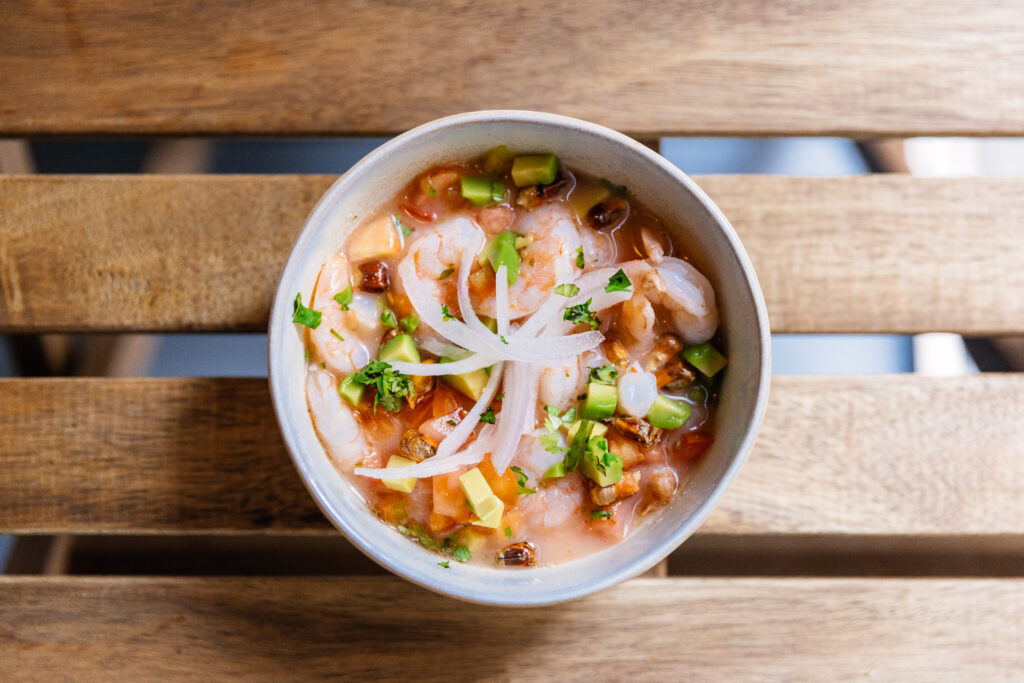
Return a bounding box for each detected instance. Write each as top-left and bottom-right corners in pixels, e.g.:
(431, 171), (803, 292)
(1, 175), (1023, 334)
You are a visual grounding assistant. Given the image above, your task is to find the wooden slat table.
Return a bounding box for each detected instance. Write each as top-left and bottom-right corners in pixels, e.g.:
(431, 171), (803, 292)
(2, 1), (1023, 679)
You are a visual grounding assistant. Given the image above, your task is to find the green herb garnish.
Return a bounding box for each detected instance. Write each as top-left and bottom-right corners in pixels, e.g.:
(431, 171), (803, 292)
(329, 328), (344, 341)
(538, 432), (565, 454)
(563, 297), (601, 330)
(441, 304), (456, 321)
(605, 269), (632, 293)
(380, 309), (398, 328)
(438, 560), (450, 568)
(351, 359), (413, 412)
(446, 419), (457, 426)
(564, 420), (595, 472)
(397, 521), (442, 549)
(554, 283), (580, 297)
(292, 293), (322, 329)
(333, 286), (353, 311)
(576, 247), (585, 269)
(479, 408), (496, 424)
(438, 267), (455, 280)
(504, 526), (512, 538)
(399, 313), (420, 333)
(510, 465), (536, 496)
(600, 178), (627, 195)
(393, 215), (414, 238)
(591, 509), (613, 521)
(451, 545), (472, 563)
(589, 365), (618, 385)
(500, 335), (509, 345)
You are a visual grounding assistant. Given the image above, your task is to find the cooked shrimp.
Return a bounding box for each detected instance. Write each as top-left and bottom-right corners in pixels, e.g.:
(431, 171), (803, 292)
(537, 356), (584, 408)
(306, 366), (367, 469)
(475, 203), (582, 320)
(309, 251), (386, 376)
(516, 476), (586, 528)
(619, 257), (718, 349)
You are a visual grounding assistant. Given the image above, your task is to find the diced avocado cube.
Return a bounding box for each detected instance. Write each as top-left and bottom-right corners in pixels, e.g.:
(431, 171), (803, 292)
(461, 176), (494, 206)
(338, 374), (364, 407)
(378, 333), (420, 364)
(581, 382), (618, 420)
(459, 468), (505, 528)
(487, 230), (520, 285)
(564, 419), (608, 442)
(683, 342), (728, 378)
(647, 395), (692, 430)
(580, 438), (623, 487)
(381, 455), (418, 493)
(511, 154), (559, 187)
(441, 366), (490, 401)
(470, 495), (504, 529)
(484, 144), (513, 173)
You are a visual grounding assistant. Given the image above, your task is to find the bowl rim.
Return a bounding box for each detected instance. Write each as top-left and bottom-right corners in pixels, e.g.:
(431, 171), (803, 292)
(267, 109), (771, 605)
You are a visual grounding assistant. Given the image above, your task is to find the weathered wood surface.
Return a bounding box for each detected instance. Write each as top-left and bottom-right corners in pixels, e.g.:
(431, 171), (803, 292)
(2, 175), (1023, 334)
(1, 577), (1021, 680)
(2, 375), (1021, 536)
(3, 1), (1024, 136)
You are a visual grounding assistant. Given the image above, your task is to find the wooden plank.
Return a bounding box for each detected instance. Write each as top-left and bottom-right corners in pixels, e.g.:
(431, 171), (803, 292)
(1, 375), (1022, 536)
(1, 577), (1021, 679)
(2, 175), (1023, 334)
(2, 1), (1024, 137)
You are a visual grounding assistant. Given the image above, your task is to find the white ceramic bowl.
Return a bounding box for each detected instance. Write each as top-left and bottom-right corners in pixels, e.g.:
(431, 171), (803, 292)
(268, 111), (770, 605)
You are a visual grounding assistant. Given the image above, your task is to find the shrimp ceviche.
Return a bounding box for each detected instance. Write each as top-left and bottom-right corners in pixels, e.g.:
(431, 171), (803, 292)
(294, 147), (727, 568)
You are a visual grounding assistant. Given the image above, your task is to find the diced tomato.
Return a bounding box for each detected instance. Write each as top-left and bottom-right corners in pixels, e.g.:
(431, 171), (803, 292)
(432, 386), (461, 418)
(433, 469), (470, 523)
(479, 458), (520, 506)
(429, 512), (456, 532)
(675, 431), (714, 460)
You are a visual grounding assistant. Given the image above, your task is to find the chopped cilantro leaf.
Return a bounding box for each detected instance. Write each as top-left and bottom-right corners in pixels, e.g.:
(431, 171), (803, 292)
(538, 432), (565, 454)
(451, 545), (472, 563)
(438, 267), (455, 280)
(576, 246), (585, 269)
(589, 365), (618, 385)
(600, 178), (627, 196)
(504, 526), (512, 538)
(544, 405), (560, 416)
(292, 293), (322, 329)
(562, 407), (576, 423)
(510, 466), (535, 496)
(605, 269), (632, 293)
(441, 304), (456, 321)
(563, 298), (601, 330)
(446, 419), (457, 426)
(320, 361), (326, 368)
(351, 359), (413, 412)
(554, 283), (580, 297)
(329, 328), (344, 341)
(380, 309), (398, 328)
(400, 313), (419, 333)
(428, 186), (437, 198)
(392, 215), (414, 238)
(397, 522), (442, 549)
(333, 286), (353, 311)
(564, 420), (594, 471)
(544, 415), (561, 432)
(479, 408), (496, 424)
(591, 509), (613, 521)
(438, 560), (450, 568)
(495, 393), (505, 401)
(500, 335), (509, 345)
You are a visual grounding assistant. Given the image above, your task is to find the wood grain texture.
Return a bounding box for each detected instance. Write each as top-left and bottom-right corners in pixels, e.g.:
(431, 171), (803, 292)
(2, 0), (1024, 136)
(2, 577), (1022, 680)
(2, 175), (1023, 334)
(2, 375), (1022, 536)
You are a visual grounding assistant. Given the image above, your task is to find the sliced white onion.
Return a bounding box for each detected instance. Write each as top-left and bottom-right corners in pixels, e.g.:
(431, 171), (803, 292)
(495, 265), (510, 338)
(618, 366), (658, 417)
(435, 361), (505, 459)
(354, 427), (495, 480)
(513, 259), (573, 339)
(455, 227), (500, 344)
(518, 362), (540, 437)
(419, 338), (472, 360)
(387, 354), (495, 377)
(491, 362), (528, 473)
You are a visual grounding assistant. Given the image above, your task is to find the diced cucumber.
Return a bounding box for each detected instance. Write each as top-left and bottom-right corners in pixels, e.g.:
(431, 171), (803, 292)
(683, 342), (728, 377)
(378, 334), (420, 364)
(511, 154), (559, 187)
(461, 176), (495, 206)
(487, 230), (520, 285)
(338, 374), (364, 407)
(647, 395), (691, 430)
(581, 382), (617, 420)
